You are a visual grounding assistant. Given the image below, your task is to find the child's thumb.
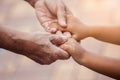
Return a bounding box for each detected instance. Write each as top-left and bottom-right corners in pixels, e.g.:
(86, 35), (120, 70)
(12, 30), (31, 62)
(66, 14), (73, 24)
(60, 44), (71, 53)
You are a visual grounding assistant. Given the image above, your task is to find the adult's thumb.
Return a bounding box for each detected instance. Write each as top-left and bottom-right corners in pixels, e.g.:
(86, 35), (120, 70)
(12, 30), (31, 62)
(50, 35), (68, 46)
(57, 1), (67, 27)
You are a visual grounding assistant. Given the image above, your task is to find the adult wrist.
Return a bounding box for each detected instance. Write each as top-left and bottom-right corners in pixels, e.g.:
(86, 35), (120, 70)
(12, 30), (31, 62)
(0, 26), (31, 41)
(11, 31), (32, 41)
(0, 26), (17, 50)
(0, 26), (31, 55)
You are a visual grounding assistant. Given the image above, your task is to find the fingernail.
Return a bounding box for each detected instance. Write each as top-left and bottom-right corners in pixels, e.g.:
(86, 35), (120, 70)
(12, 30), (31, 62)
(46, 27), (50, 30)
(61, 36), (68, 41)
(60, 21), (67, 27)
(63, 32), (72, 38)
(50, 28), (57, 33)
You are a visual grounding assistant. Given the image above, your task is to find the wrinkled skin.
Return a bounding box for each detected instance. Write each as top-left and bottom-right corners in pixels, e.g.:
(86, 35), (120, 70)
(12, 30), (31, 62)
(24, 32), (70, 65)
(35, 0), (68, 33)
(22, 0), (71, 64)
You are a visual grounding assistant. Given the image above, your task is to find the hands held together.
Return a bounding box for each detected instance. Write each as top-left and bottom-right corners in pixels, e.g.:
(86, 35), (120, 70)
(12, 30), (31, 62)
(1, 0), (88, 66)
(12, 0), (120, 79)
(32, 0), (89, 64)
(0, 0), (119, 79)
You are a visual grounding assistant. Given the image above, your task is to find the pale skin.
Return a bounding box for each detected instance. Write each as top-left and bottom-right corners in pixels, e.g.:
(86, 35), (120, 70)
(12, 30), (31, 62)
(61, 14), (120, 45)
(60, 38), (120, 79)
(25, 0), (70, 34)
(25, 0), (120, 44)
(60, 14), (120, 79)
(0, 25), (69, 65)
(25, 0), (120, 79)
(0, 0), (71, 65)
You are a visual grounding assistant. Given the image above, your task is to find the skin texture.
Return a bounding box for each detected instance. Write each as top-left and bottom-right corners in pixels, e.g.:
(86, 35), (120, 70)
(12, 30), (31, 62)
(60, 13), (120, 44)
(0, 26), (70, 65)
(60, 38), (120, 79)
(25, 0), (120, 79)
(35, 0), (67, 32)
(25, 0), (72, 38)
(24, 0), (37, 7)
(88, 27), (120, 45)
(61, 14), (89, 41)
(60, 13), (120, 79)
(25, 0), (120, 44)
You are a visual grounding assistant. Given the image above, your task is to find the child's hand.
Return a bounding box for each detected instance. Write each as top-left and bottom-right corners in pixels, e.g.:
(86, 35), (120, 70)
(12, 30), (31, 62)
(66, 15), (90, 41)
(43, 9), (90, 41)
(60, 38), (86, 64)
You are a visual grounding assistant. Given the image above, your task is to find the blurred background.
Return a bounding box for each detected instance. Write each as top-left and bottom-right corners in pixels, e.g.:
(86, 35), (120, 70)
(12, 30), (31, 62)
(0, 0), (120, 80)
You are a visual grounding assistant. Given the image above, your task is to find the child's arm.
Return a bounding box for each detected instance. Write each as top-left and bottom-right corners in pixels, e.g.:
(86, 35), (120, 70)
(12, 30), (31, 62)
(62, 14), (120, 45)
(60, 38), (120, 79)
(89, 27), (120, 45)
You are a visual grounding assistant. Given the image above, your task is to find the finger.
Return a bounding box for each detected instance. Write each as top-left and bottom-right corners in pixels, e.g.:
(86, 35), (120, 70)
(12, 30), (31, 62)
(72, 34), (80, 42)
(60, 44), (75, 57)
(35, 0), (51, 24)
(57, 0), (67, 27)
(65, 7), (74, 23)
(42, 21), (56, 32)
(56, 31), (63, 36)
(47, 20), (58, 30)
(50, 44), (70, 59)
(63, 32), (72, 38)
(66, 14), (73, 24)
(49, 21), (67, 33)
(50, 34), (68, 45)
(66, 7), (73, 16)
(35, 1), (56, 32)
(60, 38), (76, 54)
(56, 31), (71, 39)
(60, 44), (71, 53)
(48, 22), (60, 33)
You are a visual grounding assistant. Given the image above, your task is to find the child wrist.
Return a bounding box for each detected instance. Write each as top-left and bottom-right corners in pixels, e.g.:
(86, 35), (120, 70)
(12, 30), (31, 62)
(86, 27), (93, 37)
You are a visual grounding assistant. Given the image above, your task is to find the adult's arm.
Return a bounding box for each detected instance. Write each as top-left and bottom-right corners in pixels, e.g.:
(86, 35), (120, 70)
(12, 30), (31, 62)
(0, 25), (69, 64)
(0, 26), (30, 53)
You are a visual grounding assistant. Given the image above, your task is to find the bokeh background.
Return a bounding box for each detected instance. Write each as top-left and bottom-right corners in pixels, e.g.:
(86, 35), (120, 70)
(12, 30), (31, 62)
(0, 0), (120, 80)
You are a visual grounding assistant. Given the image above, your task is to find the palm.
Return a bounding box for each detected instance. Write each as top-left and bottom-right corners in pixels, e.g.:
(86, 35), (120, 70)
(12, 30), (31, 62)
(35, 0), (59, 31)
(35, 0), (67, 33)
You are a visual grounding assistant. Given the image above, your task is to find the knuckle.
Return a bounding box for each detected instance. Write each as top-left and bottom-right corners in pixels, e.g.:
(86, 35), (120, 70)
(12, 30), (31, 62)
(53, 49), (60, 54)
(64, 45), (70, 50)
(52, 49), (62, 58)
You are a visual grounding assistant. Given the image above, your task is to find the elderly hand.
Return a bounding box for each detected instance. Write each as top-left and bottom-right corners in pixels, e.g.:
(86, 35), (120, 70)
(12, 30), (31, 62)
(35, 0), (68, 33)
(20, 32), (70, 64)
(0, 26), (70, 65)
